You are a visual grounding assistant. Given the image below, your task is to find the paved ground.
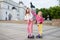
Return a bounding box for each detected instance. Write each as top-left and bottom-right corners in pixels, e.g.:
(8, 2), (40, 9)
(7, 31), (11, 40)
(0, 23), (60, 40)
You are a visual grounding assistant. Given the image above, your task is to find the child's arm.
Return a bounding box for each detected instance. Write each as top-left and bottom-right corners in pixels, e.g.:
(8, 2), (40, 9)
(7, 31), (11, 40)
(31, 10), (37, 17)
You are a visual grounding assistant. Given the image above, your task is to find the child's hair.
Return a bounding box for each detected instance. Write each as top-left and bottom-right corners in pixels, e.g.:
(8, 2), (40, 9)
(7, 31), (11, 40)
(37, 10), (42, 14)
(37, 11), (43, 16)
(25, 8), (30, 15)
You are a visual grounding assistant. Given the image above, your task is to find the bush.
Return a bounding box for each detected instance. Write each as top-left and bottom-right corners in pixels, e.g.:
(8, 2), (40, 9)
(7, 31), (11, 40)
(49, 6), (60, 19)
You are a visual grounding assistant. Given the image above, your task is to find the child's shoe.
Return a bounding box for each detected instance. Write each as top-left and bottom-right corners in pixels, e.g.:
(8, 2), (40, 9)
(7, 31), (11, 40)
(27, 35), (34, 39)
(36, 34), (43, 38)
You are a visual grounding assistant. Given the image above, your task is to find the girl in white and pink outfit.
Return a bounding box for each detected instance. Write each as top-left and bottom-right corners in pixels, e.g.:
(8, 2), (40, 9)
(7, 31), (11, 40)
(24, 8), (34, 38)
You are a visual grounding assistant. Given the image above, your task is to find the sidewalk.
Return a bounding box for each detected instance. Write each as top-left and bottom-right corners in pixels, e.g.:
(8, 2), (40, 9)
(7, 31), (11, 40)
(0, 20), (52, 25)
(0, 23), (60, 40)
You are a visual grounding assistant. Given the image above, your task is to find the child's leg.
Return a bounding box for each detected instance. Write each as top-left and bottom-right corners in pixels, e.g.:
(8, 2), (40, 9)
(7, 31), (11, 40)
(29, 21), (33, 36)
(27, 21), (30, 35)
(38, 24), (43, 36)
(27, 21), (33, 36)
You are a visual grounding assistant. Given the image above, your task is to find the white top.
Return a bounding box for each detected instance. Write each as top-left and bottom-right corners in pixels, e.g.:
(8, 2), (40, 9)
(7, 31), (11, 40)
(24, 13), (33, 21)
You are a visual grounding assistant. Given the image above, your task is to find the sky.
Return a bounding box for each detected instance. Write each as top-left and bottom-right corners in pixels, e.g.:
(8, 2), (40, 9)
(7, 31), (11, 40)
(12, 0), (59, 8)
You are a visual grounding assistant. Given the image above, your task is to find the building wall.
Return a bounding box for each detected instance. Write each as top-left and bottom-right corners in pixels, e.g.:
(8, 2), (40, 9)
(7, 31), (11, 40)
(0, 0), (26, 21)
(19, 7), (25, 20)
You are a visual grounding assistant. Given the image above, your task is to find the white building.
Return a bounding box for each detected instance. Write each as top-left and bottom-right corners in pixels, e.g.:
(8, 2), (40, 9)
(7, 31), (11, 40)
(58, 0), (60, 5)
(0, 0), (27, 21)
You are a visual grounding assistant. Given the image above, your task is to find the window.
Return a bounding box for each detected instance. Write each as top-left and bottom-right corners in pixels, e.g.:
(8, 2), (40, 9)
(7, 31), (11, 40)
(17, 14), (19, 16)
(12, 7), (16, 9)
(6, 12), (7, 14)
(8, 6), (9, 9)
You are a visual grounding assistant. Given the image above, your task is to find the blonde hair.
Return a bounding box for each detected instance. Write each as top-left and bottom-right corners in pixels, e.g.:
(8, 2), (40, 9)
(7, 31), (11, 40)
(38, 11), (43, 16)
